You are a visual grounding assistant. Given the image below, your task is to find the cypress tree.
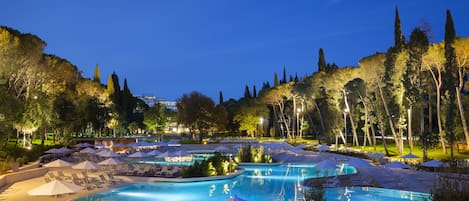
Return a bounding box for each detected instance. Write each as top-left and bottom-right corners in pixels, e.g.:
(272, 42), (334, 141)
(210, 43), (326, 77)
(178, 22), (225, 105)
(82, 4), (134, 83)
(274, 73), (279, 86)
(253, 85), (257, 99)
(108, 72), (121, 109)
(394, 7), (406, 49)
(244, 85), (251, 99)
(107, 74), (114, 95)
(93, 64), (100, 83)
(282, 66), (287, 84)
(122, 78), (134, 121)
(294, 73), (299, 82)
(289, 75), (293, 83)
(318, 48), (326, 72)
(219, 90), (224, 105)
(443, 9), (457, 159)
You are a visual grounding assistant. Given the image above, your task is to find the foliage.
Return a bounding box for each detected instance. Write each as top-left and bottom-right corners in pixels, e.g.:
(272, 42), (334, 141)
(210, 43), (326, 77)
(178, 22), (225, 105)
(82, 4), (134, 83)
(177, 91), (227, 141)
(233, 99), (268, 137)
(143, 103), (169, 133)
(431, 176), (469, 201)
(182, 152), (237, 178)
(236, 145), (274, 163)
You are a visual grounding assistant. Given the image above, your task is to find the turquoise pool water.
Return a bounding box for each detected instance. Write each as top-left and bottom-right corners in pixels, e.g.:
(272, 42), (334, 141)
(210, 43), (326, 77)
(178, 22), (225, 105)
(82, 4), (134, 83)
(76, 164), (430, 201)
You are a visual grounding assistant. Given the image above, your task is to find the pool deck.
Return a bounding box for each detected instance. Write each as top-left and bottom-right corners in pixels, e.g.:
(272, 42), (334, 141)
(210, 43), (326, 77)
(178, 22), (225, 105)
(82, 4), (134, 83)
(0, 145), (462, 200)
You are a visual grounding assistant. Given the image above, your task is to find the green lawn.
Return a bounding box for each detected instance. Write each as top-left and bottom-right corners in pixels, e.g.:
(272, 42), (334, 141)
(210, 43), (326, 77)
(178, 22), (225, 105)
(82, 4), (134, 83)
(351, 140), (469, 160)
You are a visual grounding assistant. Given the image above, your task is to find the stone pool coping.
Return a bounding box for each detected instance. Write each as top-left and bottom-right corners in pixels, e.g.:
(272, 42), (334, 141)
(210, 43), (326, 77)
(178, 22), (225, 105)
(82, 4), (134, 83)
(238, 162), (283, 166)
(120, 169), (245, 183)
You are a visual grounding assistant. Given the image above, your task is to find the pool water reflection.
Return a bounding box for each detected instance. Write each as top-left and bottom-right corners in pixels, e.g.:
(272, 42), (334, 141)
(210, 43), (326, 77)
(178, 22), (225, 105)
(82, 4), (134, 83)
(76, 163), (430, 201)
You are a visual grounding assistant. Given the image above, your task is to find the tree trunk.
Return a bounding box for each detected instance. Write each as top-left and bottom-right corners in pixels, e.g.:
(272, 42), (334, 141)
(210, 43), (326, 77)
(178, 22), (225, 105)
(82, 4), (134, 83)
(41, 128), (46, 146)
(456, 87), (469, 148)
(436, 85), (446, 154)
(343, 90), (359, 146)
(370, 122), (377, 152)
(378, 83), (400, 153)
(313, 100), (325, 139)
(407, 106), (413, 154)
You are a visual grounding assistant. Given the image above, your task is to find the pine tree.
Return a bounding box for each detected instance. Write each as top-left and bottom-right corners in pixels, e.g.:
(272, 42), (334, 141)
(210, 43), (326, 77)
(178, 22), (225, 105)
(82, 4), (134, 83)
(442, 9), (457, 159)
(394, 7), (406, 49)
(318, 48), (326, 72)
(253, 85), (257, 98)
(93, 64), (100, 83)
(274, 73), (279, 86)
(244, 85), (252, 99)
(219, 90), (224, 105)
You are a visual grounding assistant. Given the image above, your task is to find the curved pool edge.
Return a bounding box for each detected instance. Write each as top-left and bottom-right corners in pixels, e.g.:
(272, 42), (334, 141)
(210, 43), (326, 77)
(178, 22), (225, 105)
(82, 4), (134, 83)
(238, 162), (283, 166)
(118, 169), (245, 183)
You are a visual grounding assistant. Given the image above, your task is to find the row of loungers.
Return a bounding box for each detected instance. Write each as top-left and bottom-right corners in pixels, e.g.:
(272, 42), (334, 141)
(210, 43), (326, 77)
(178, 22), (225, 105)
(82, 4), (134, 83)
(118, 164), (184, 178)
(45, 170), (123, 190)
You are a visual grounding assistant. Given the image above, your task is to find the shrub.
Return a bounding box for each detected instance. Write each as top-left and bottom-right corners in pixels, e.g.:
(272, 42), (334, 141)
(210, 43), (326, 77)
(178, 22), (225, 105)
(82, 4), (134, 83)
(431, 176), (469, 201)
(182, 152), (237, 178)
(236, 145), (274, 163)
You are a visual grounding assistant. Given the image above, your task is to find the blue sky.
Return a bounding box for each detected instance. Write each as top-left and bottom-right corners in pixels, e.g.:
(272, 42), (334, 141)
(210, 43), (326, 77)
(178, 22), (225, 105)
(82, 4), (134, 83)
(2, 1), (469, 101)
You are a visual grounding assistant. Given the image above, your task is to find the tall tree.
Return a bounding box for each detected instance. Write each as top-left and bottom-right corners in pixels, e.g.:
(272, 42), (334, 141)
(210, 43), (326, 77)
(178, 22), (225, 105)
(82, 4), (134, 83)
(244, 85), (252, 99)
(454, 38), (469, 146)
(219, 90), (224, 105)
(442, 10), (457, 159)
(282, 66), (287, 84)
(253, 85), (257, 99)
(403, 28), (429, 154)
(93, 64), (100, 83)
(274, 73), (279, 86)
(318, 48), (327, 72)
(394, 7), (406, 49)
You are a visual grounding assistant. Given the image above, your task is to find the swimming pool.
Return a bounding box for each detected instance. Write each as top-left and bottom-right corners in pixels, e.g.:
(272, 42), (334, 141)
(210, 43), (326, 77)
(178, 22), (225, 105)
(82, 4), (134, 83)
(76, 164), (430, 201)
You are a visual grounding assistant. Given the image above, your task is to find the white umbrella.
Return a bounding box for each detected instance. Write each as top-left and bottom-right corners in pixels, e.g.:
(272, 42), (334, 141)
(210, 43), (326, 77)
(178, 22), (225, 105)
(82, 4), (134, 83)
(347, 158), (373, 168)
(72, 160), (100, 170)
(401, 153), (420, 159)
(317, 145), (330, 151)
(225, 195), (247, 201)
(147, 150), (162, 156)
(127, 151), (149, 158)
(27, 180), (83, 196)
(315, 159), (339, 169)
(421, 160), (448, 168)
(97, 151), (120, 157)
(384, 161), (411, 169)
(98, 158), (123, 165)
(79, 147), (97, 154)
(43, 159), (73, 168)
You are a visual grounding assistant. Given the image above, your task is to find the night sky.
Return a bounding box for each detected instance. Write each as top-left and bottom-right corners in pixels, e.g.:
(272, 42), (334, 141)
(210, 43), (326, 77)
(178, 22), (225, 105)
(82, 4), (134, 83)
(2, 1), (469, 101)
